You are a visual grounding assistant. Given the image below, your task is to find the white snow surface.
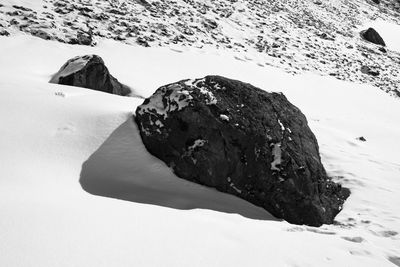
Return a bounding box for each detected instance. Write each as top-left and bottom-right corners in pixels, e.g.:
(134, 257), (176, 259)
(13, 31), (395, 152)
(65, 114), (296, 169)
(0, 35), (400, 267)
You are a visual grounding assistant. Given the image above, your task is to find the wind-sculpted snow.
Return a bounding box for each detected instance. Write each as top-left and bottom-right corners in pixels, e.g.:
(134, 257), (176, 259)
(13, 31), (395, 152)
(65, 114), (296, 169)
(1, 0), (400, 96)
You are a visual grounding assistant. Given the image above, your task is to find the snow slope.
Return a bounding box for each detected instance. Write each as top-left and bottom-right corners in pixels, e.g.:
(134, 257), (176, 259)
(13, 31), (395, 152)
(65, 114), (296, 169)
(0, 35), (400, 266)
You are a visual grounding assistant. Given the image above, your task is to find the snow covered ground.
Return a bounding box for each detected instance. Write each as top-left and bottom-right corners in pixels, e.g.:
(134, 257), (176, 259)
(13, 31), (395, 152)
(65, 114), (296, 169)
(0, 34), (400, 266)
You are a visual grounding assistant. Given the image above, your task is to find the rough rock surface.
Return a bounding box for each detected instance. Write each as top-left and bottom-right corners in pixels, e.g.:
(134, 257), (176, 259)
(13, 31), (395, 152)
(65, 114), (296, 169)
(135, 75), (350, 226)
(50, 55), (131, 96)
(361, 27), (386, 46)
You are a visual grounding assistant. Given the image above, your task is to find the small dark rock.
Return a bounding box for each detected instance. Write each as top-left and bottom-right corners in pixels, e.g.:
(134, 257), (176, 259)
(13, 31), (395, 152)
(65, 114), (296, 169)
(12, 5), (33, 12)
(77, 31), (94, 45)
(318, 32), (335, 41)
(0, 29), (10, 36)
(361, 28), (386, 46)
(135, 75), (349, 226)
(203, 19), (218, 30)
(30, 28), (53, 40)
(67, 31), (95, 46)
(49, 55), (131, 96)
(360, 66), (380, 76)
(357, 136), (367, 142)
(136, 37), (150, 47)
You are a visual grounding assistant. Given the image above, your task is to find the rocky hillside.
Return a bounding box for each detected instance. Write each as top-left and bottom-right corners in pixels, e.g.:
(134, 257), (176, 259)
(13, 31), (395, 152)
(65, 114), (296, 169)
(1, 0), (399, 95)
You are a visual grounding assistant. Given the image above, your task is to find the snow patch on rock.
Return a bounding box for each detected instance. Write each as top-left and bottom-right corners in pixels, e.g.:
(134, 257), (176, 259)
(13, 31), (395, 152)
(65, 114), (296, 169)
(49, 55), (93, 83)
(184, 78), (217, 105)
(188, 139), (206, 151)
(271, 142), (282, 171)
(137, 84), (193, 119)
(278, 119), (285, 131)
(219, 114), (229, 122)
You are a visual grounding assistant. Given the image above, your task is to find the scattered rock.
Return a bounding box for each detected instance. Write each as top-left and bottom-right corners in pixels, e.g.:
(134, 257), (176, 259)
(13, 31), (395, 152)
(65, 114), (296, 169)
(202, 18), (218, 30)
(361, 66), (380, 76)
(76, 31), (94, 45)
(135, 75), (350, 226)
(30, 28), (53, 40)
(12, 5), (33, 12)
(135, 0), (152, 7)
(378, 47), (387, 53)
(0, 29), (10, 36)
(357, 136), (367, 142)
(361, 28), (386, 46)
(318, 32), (335, 41)
(136, 37), (150, 47)
(50, 55), (131, 96)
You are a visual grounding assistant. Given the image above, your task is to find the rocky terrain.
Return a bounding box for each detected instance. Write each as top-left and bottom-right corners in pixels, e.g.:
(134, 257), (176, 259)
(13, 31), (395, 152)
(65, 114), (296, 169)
(1, 0), (400, 96)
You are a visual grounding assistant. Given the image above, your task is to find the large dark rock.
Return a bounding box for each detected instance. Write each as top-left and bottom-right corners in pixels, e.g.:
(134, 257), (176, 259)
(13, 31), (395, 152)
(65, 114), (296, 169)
(361, 28), (386, 46)
(50, 55), (131, 96)
(135, 76), (349, 226)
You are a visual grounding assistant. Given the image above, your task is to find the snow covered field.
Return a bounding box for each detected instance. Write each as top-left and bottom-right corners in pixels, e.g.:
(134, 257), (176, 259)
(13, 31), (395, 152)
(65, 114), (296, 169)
(0, 34), (400, 266)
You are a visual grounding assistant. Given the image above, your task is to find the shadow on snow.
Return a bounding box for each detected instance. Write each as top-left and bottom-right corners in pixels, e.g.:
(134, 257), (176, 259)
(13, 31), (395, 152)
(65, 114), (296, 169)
(80, 118), (278, 221)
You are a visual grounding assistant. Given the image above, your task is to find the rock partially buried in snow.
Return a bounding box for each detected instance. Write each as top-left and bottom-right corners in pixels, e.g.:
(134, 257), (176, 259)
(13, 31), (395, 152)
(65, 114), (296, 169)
(135, 76), (350, 226)
(50, 55), (131, 96)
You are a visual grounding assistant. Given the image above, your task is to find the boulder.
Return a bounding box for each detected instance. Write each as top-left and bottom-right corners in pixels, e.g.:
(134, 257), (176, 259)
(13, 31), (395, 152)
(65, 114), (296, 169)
(50, 55), (131, 96)
(135, 75), (349, 226)
(361, 28), (386, 46)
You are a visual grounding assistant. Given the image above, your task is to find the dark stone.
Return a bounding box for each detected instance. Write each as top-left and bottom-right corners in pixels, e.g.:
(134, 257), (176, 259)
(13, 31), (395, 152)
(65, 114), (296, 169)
(135, 75), (349, 226)
(361, 28), (386, 46)
(30, 28), (53, 40)
(203, 19), (218, 30)
(357, 136), (367, 142)
(136, 37), (150, 47)
(66, 31), (94, 46)
(360, 66), (380, 76)
(318, 32), (335, 41)
(0, 29), (10, 36)
(135, 0), (151, 7)
(12, 5), (33, 12)
(49, 55), (131, 96)
(77, 31), (94, 45)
